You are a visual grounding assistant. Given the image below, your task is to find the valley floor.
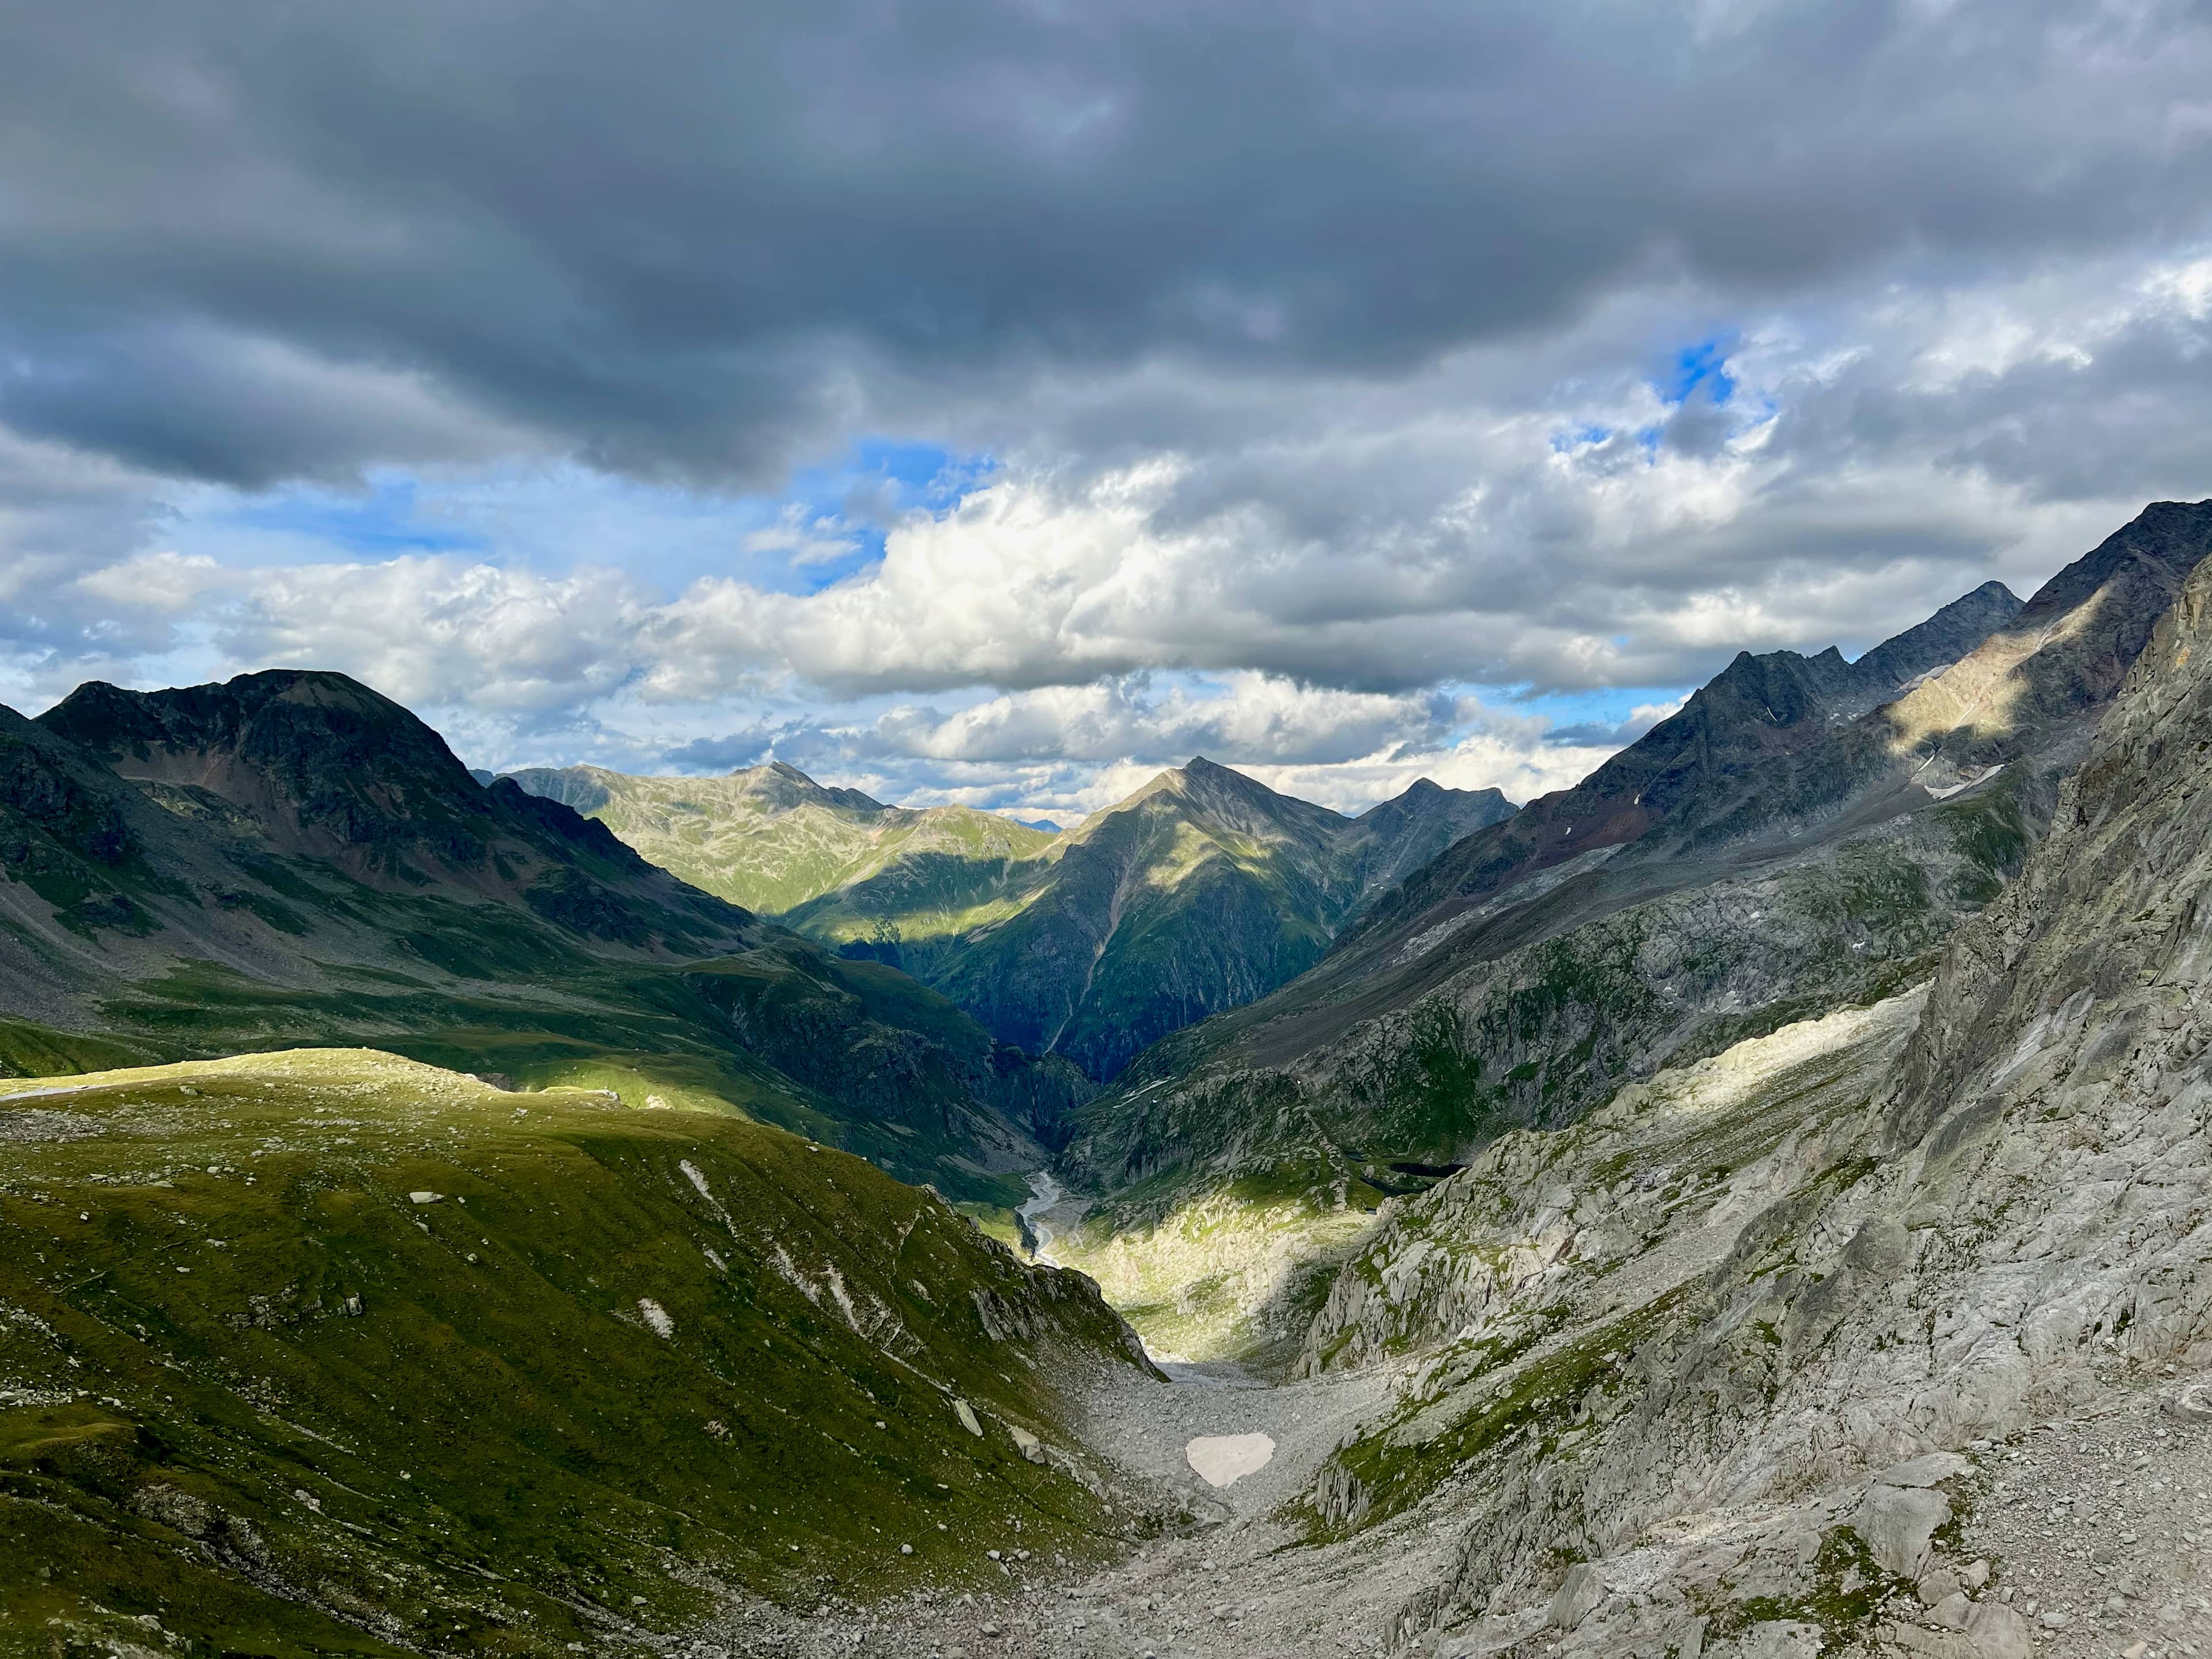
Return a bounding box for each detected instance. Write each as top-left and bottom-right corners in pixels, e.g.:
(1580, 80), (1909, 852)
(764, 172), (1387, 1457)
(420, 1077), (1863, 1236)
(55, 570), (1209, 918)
(702, 976), (2212, 1659)
(697, 1359), (2212, 1659)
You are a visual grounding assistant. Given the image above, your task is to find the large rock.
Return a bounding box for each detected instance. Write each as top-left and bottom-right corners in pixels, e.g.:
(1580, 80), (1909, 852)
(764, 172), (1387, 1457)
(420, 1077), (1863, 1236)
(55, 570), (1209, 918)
(1709, 1622), (1824, 1659)
(1546, 1562), (1605, 1629)
(1964, 1601), (2033, 1659)
(1855, 1484), (1951, 1579)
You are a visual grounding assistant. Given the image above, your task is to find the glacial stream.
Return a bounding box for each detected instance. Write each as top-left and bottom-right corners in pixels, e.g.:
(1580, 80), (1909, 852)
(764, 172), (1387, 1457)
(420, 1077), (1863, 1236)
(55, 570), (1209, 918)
(1016, 1168), (1063, 1263)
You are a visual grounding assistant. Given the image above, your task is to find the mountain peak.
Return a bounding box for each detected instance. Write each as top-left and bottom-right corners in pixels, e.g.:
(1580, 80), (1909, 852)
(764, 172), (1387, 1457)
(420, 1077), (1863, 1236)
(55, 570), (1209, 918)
(1848, 578), (2025, 696)
(39, 669), (472, 791)
(731, 761), (887, 813)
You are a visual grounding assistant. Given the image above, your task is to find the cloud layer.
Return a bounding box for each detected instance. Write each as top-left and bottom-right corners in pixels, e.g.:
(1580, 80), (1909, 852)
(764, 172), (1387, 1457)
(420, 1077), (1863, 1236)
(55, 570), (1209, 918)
(3, 0), (2211, 815)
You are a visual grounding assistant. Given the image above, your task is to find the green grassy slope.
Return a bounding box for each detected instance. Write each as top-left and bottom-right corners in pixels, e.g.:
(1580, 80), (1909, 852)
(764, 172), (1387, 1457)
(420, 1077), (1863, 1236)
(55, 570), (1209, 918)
(502, 763), (1060, 922)
(0, 1050), (1157, 1658)
(1, 673), (1084, 1204)
(522, 757), (1514, 1082)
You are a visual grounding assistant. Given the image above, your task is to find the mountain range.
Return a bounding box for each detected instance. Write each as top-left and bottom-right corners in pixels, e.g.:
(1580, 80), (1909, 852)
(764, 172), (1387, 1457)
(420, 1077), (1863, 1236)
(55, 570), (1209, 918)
(0, 670), (1082, 1205)
(1051, 501), (2212, 1363)
(12, 501), (2212, 1658)
(505, 754), (1514, 1082)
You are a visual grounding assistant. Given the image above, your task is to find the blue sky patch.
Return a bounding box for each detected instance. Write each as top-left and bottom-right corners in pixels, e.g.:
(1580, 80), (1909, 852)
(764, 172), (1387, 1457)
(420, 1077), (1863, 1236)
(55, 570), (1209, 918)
(1658, 336), (1737, 406)
(228, 472), (488, 559)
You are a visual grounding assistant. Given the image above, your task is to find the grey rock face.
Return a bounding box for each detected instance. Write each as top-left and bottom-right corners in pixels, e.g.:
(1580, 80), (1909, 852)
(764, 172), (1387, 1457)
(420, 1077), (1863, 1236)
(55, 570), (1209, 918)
(1544, 1561), (1604, 1628)
(1855, 1483), (1949, 1577)
(1268, 508), (2212, 1655)
(1963, 1603), (2033, 1659)
(1060, 502), (2212, 1366)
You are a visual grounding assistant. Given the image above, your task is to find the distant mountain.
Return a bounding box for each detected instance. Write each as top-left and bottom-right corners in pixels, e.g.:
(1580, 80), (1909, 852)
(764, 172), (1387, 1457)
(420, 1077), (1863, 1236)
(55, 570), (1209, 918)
(1, 670), (1084, 1202)
(510, 756), (1514, 1082)
(502, 760), (1061, 921)
(896, 759), (1517, 1081)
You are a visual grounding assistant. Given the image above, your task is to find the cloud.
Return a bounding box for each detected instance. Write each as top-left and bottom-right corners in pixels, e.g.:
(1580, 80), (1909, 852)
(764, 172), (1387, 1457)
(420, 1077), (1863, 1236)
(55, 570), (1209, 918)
(7, 0), (2212, 818)
(218, 555), (649, 715)
(740, 505), (863, 567)
(1, 0), (2209, 487)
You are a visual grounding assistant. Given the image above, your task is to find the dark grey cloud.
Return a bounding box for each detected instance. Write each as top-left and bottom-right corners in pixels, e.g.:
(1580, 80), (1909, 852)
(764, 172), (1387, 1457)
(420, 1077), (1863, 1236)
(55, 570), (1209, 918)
(3, 0), (2210, 486)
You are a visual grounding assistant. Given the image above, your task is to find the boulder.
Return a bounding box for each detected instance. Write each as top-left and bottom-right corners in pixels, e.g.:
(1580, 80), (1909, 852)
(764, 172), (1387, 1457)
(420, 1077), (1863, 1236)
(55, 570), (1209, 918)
(1964, 1601), (2033, 1659)
(1547, 1562), (1605, 1630)
(1854, 1482), (1950, 1578)
(1878, 1451), (1968, 1488)
(1710, 1622), (1823, 1659)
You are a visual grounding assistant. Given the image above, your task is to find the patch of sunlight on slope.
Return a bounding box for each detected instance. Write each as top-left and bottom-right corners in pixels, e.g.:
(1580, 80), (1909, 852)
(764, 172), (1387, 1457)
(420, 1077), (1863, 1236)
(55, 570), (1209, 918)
(0, 1046), (1148, 1656)
(1874, 586), (2107, 755)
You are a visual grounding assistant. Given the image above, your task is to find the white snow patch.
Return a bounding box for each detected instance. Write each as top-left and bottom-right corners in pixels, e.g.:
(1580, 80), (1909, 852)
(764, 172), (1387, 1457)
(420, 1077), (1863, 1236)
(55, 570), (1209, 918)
(638, 1298), (676, 1339)
(1185, 1433), (1275, 1488)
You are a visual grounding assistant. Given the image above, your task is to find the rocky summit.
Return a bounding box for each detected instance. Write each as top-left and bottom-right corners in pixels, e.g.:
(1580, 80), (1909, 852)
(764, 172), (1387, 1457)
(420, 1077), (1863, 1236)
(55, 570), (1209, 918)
(13, 505), (2212, 1659)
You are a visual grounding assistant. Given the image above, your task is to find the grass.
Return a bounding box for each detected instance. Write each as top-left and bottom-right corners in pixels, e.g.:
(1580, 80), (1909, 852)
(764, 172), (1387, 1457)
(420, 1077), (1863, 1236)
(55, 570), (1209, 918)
(1302, 1291), (1683, 1541)
(0, 1048), (1149, 1657)
(1702, 1525), (1914, 1646)
(56, 916), (1039, 1207)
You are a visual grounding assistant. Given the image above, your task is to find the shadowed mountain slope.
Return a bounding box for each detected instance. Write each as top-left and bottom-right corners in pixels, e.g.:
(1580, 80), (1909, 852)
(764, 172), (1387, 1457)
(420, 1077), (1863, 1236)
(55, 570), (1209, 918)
(1, 671), (1083, 1203)
(511, 756), (1514, 1084)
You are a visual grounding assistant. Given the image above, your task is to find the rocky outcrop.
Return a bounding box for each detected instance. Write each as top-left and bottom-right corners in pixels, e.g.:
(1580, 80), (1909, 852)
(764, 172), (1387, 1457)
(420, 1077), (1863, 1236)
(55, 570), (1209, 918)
(1283, 522), (2212, 1654)
(1059, 504), (2212, 1365)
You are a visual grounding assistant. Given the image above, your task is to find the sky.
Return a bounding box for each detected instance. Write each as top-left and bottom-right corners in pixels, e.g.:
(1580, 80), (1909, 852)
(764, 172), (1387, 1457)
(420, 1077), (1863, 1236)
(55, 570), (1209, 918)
(3, 0), (2211, 824)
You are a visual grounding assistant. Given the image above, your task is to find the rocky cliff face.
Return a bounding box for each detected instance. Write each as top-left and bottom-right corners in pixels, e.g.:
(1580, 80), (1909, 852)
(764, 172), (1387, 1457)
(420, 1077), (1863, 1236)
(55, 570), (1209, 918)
(1056, 504), (2212, 1364)
(1275, 524), (2212, 1655)
(1334, 575), (2027, 968)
